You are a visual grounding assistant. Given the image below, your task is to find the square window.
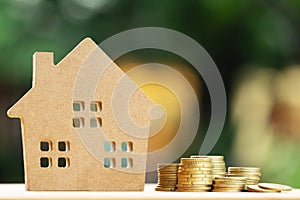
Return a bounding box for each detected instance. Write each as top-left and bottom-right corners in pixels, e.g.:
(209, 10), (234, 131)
(90, 101), (102, 112)
(58, 157), (70, 168)
(73, 117), (84, 128)
(121, 158), (133, 168)
(90, 118), (102, 128)
(40, 141), (51, 151)
(104, 158), (115, 168)
(104, 141), (116, 152)
(40, 157), (51, 168)
(58, 141), (69, 151)
(73, 101), (84, 111)
(121, 141), (133, 152)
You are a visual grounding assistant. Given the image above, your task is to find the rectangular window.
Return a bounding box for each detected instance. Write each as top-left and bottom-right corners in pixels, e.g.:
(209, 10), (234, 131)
(90, 101), (102, 112)
(73, 117), (84, 128)
(58, 157), (70, 168)
(104, 158), (115, 168)
(121, 141), (133, 152)
(104, 141), (116, 152)
(40, 141), (51, 151)
(58, 141), (69, 151)
(40, 157), (51, 168)
(121, 158), (133, 168)
(90, 118), (102, 128)
(73, 101), (84, 111)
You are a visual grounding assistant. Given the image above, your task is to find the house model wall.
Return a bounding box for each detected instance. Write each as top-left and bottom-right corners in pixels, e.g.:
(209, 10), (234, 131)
(7, 38), (158, 191)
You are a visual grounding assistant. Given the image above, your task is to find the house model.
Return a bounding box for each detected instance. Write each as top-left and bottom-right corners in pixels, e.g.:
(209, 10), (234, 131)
(7, 38), (160, 191)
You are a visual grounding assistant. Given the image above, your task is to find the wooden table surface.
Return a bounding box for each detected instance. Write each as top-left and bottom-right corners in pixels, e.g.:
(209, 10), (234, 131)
(0, 184), (299, 200)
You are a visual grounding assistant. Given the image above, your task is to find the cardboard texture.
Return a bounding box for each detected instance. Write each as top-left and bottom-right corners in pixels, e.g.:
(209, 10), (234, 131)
(7, 38), (159, 191)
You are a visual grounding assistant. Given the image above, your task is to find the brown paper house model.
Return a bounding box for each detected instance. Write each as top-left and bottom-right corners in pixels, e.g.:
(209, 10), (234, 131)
(7, 38), (160, 191)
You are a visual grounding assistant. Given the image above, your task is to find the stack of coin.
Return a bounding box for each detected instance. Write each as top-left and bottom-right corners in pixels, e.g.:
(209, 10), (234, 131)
(212, 177), (247, 192)
(228, 167), (261, 185)
(155, 163), (179, 191)
(176, 157), (213, 192)
(191, 155), (226, 178)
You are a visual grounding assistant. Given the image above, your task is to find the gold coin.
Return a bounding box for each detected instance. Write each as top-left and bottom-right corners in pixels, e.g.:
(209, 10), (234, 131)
(258, 183), (292, 192)
(228, 167), (260, 172)
(213, 184), (245, 188)
(179, 163), (213, 168)
(177, 181), (192, 185)
(178, 171), (212, 175)
(179, 167), (213, 171)
(181, 157), (212, 162)
(158, 180), (177, 183)
(155, 187), (176, 192)
(228, 172), (261, 176)
(178, 177), (212, 182)
(176, 189), (210, 192)
(213, 175), (226, 178)
(158, 172), (178, 175)
(158, 163), (179, 167)
(191, 155), (224, 160)
(178, 174), (191, 178)
(215, 177), (247, 181)
(213, 180), (246, 184)
(247, 185), (280, 193)
(192, 181), (213, 185)
(212, 189), (242, 192)
(191, 174), (213, 178)
(177, 185), (211, 190)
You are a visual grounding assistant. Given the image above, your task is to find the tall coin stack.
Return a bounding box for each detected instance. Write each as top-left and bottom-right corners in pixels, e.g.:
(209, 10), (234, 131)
(191, 155), (226, 178)
(227, 167), (261, 186)
(155, 163), (179, 191)
(212, 177), (247, 192)
(176, 157), (213, 192)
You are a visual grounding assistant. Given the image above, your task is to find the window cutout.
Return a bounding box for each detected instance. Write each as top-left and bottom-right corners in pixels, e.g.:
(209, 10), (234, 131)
(58, 157), (69, 168)
(90, 101), (102, 112)
(121, 141), (133, 152)
(73, 101), (84, 111)
(104, 141), (116, 152)
(40, 141), (51, 151)
(73, 117), (84, 128)
(121, 158), (133, 168)
(90, 118), (102, 128)
(58, 141), (69, 151)
(104, 158), (115, 168)
(40, 157), (51, 168)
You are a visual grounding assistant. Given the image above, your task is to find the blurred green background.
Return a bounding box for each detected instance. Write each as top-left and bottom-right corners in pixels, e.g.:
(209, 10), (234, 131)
(1, 0), (300, 187)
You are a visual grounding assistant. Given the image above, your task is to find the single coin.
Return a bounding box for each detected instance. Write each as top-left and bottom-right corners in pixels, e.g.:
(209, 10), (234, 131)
(191, 155), (224, 160)
(212, 189), (242, 192)
(258, 183), (292, 191)
(158, 173), (178, 176)
(215, 177), (247, 181)
(158, 163), (179, 166)
(155, 187), (176, 191)
(213, 180), (246, 184)
(213, 184), (245, 188)
(179, 163), (213, 168)
(182, 157), (212, 162)
(247, 185), (280, 193)
(228, 167), (260, 171)
(176, 189), (210, 192)
(179, 167), (213, 172)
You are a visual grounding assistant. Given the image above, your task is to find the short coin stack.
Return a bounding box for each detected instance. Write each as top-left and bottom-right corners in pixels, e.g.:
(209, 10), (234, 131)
(155, 163), (179, 191)
(228, 167), (261, 186)
(176, 157), (213, 192)
(212, 177), (247, 192)
(191, 155), (226, 178)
